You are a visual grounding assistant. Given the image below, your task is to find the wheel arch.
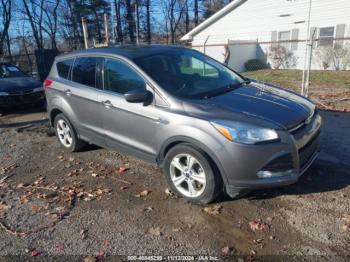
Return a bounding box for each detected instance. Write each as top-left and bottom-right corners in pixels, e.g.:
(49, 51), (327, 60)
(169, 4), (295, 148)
(158, 136), (229, 185)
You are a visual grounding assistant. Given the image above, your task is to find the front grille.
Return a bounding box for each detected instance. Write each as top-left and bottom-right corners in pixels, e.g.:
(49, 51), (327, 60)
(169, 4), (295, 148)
(298, 132), (320, 169)
(262, 153), (294, 172)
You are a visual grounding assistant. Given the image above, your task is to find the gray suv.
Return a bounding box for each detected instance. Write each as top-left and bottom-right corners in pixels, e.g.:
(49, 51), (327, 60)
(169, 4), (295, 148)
(45, 45), (321, 203)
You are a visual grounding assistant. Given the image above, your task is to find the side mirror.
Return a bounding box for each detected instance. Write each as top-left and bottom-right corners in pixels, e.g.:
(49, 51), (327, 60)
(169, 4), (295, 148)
(124, 89), (152, 103)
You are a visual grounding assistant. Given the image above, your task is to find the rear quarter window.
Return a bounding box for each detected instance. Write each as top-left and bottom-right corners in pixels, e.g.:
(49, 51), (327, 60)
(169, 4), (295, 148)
(56, 59), (74, 79)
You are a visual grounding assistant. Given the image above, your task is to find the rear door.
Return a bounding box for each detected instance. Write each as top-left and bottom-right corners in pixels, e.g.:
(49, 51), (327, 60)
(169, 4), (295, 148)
(67, 56), (105, 146)
(98, 57), (159, 162)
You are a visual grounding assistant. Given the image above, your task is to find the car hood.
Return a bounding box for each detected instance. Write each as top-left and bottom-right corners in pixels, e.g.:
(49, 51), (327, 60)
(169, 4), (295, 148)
(183, 81), (316, 130)
(0, 77), (42, 94)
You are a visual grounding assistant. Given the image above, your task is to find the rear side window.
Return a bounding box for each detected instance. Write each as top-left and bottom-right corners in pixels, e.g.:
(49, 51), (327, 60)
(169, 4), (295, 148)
(56, 59), (74, 79)
(72, 57), (98, 88)
(104, 59), (146, 94)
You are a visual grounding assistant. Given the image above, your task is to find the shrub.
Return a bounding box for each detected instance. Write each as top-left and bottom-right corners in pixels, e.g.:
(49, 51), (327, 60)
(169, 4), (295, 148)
(267, 45), (297, 69)
(244, 59), (269, 71)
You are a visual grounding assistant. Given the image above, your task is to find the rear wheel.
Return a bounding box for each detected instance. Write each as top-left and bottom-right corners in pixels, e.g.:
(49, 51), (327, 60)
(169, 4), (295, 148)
(54, 114), (85, 152)
(163, 144), (222, 204)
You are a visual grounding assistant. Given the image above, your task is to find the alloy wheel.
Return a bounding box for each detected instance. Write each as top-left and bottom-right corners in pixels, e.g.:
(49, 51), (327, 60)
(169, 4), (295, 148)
(169, 153), (206, 198)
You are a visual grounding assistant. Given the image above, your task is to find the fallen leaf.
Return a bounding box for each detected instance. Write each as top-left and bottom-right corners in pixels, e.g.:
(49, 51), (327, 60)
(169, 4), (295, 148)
(80, 229), (88, 240)
(136, 190), (151, 198)
(165, 188), (174, 196)
(120, 186), (129, 190)
(249, 220), (270, 231)
(143, 206), (153, 212)
(253, 239), (264, 244)
(96, 251), (105, 260)
(117, 166), (128, 173)
(0, 202), (11, 211)
(91, 173), (98, 177)
(147, 227), (162, 236)
(56, 243), (65, 251)
(31, 249), (40, 257)
(84, 256), (96, 262)
(221, 246), (234, 257)
(343, 224), (350, 232)
(203, 205), (223, 215)
(342, 214), (350, 224)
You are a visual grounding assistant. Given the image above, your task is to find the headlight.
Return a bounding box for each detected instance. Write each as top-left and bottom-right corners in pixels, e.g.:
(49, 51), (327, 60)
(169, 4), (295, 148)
(33, 87), (44, 92)
(0, 92), (9, 96)
(211, 120), (279, 144)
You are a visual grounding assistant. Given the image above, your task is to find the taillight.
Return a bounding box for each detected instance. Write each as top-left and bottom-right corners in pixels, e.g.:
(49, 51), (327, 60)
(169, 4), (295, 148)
(43, 79), (53, 90)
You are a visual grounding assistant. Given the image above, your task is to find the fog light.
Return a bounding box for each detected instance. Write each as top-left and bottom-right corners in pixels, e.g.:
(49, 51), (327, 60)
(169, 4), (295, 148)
(257, 169), (294, 178)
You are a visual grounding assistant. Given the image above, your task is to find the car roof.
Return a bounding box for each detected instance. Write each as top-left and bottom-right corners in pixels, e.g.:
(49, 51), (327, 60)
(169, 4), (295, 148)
(56, 45), (189, 60)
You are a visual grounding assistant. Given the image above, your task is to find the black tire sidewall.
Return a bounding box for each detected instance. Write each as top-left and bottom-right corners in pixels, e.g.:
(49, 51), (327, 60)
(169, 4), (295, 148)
(54, 114), (78, 152)
(163, 144), (221, 204)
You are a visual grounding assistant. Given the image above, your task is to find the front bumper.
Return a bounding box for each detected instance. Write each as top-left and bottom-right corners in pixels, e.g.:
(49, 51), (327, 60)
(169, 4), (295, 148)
(219, 114), (322, 197)
(0, 91), (45, 107)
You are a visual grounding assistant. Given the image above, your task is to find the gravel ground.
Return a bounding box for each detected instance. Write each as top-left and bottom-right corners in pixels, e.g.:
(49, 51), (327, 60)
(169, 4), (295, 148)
(0, 108), (349, 261)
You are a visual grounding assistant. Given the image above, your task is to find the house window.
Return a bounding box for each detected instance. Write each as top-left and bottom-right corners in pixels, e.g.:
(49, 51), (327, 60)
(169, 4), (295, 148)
(278, 31), (291, 49)
(319, 27), (334, 47)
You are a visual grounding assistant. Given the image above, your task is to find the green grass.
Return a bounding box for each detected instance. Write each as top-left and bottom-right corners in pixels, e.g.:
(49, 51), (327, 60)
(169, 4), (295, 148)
(242, 69), (350, 91)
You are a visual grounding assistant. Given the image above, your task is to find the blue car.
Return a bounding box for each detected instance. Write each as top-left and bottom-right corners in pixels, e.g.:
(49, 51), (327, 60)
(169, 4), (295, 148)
(0, 63), (45, 109)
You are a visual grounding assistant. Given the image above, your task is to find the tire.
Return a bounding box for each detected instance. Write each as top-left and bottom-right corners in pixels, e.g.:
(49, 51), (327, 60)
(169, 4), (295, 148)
(54, 114), (85, 152)
(163, 144), (222, 204)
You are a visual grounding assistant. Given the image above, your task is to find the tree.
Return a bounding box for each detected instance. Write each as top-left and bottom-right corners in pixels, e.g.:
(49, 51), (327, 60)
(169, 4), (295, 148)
(43, 0), (61, 50)
(194, 0), (199, 25)
(267, 45), (296, 69)
(125, 0), (135, 43)
(145, 0), (151, 43)
(203, 0), (230, 19)
(114, 0), (124, 43)
(0, 0), (11, 58)
(21, 0), (45, 50)
(163, 0), (186, 44)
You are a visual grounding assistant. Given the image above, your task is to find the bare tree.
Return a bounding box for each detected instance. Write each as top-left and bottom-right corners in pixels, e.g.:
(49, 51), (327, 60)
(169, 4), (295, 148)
(145, 0), (151, 44)
(194, 0), (199, 25)
(185, 0), (189, 33)
(22, 0), (45, 50)
(114, 0), (124, 43)
(42, 0), (61, 50)
(125, 0), (135, 43)
(0, 0), (11, 58)
(163, 0), (186, 44)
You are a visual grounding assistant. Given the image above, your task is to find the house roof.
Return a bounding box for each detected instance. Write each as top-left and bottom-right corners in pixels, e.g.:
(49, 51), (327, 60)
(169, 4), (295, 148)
(181, 0), (247, 41)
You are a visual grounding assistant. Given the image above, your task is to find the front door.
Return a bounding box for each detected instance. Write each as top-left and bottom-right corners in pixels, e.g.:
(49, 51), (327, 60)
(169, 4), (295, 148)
(99, 57), (159, 163)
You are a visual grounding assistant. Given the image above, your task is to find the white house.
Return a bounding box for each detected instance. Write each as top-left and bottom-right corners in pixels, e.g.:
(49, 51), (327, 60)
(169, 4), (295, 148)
(181, 0), (350, 72)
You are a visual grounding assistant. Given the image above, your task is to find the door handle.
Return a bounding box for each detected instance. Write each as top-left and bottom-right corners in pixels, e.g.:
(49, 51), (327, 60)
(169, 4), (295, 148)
(102, 100), (112, 108)
(64, 89), (72, 96)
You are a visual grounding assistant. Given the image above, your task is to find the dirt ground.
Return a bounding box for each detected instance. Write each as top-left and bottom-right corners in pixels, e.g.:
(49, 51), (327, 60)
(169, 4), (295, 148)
(0, 107), (349, 261)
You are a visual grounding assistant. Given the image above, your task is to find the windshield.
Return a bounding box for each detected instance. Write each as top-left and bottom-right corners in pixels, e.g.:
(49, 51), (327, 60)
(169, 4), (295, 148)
(133, 49), (246, 99)
(0, 64), (28, 78)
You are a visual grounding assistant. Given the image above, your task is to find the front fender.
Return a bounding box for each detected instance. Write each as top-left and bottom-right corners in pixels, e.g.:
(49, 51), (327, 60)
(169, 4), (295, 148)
(157, 124), (230, 185)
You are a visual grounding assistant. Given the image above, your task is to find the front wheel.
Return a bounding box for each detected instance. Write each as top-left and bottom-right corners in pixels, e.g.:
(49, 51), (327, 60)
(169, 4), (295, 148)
(163, 144), (222, 204)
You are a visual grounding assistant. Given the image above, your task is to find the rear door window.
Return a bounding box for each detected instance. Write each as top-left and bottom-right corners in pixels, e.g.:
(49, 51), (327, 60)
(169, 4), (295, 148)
(72, 57), (98, 88)
(57, 59), (74, 80)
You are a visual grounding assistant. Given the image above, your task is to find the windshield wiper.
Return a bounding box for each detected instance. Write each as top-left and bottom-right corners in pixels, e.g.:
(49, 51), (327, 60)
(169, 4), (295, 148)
(204, 81), (249, 99)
